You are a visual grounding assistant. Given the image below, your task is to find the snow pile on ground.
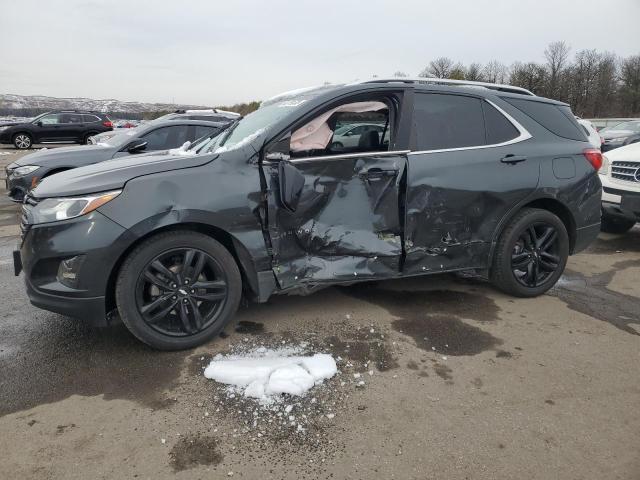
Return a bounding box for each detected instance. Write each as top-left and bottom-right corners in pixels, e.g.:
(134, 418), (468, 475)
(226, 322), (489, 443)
(0, 151), (14, 156)
(204, 346), (337, 402)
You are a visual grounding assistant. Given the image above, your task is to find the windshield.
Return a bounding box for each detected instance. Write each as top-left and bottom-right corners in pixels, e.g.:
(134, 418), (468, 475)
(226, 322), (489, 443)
(603, 121), (640, 132)
(200, 85), (339, 154)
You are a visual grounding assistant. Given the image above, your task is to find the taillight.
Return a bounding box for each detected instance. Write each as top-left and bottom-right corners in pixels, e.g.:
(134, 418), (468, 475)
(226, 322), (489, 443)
(103, 120), (113, 128)
(583, 148), (603, 171)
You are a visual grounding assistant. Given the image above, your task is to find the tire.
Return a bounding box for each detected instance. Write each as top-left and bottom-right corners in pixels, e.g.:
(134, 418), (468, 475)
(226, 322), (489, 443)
(601, 214), (635, 234)
(115, 231), (242, 350)
(83, 133), (97, 145)
(490, 208), (569, 298)
(13, 133), (32, 149)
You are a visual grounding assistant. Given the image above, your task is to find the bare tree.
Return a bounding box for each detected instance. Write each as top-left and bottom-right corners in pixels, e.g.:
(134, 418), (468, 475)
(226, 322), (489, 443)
(620, 55), (640, 115)
(544, 41), (571, 99)
(419, 57), (454, 78)
(465, 63), (485, 81)
(509, 62), (547, 94)
(483, 61), (508, 84)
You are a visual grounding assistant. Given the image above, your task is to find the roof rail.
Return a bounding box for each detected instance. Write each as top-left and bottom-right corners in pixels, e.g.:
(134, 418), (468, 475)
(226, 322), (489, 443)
(359, 77), (535, 96)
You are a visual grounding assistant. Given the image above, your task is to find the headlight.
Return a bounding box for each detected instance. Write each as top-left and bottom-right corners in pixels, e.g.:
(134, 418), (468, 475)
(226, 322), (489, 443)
(0, 126), (9, 132)
(31, 190), (121, 224)
(599, 155), (610, 175)
(12, 165), (40, 177)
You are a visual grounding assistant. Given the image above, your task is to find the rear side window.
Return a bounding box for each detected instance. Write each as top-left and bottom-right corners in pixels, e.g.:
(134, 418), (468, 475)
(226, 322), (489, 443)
(414, 94), (485, 150)
(83, 114), (100, 123)
(502, 98), (586, 141)
(483, 102), (520, 144)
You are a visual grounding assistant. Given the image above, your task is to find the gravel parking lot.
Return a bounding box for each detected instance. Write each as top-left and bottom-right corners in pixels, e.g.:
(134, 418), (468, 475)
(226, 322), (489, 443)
(0, 144), (638, 479)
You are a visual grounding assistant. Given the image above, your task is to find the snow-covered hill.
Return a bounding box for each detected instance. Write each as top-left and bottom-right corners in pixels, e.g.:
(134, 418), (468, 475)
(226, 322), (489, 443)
(0, 93), (214, 114)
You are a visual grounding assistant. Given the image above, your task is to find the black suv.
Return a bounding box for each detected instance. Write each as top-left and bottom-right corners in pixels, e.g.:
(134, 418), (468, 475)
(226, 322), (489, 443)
(14, 79), (602, 350)
(0, 110), (113, 149)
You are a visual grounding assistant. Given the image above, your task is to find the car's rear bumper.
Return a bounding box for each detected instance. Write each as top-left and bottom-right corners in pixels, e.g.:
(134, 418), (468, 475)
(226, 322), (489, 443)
(573, 222), (601, 254)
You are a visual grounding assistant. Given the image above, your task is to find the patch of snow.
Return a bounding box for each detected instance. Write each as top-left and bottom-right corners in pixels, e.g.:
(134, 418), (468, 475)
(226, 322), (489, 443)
(214, 128), (266, 154)
(168, 141), (195, 156)
(204, 347), (337, 403)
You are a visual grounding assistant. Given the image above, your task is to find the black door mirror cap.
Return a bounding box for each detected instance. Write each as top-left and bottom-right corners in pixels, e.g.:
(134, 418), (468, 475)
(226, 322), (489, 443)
(278, 161), (305, 212)
(126, 139), (148, 153)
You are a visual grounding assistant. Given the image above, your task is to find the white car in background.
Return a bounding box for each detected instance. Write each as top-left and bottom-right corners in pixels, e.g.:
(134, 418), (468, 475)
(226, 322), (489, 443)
(331, 123), (386, 149)
(600, 142), (640, 233)
(576, 117), (602, 149)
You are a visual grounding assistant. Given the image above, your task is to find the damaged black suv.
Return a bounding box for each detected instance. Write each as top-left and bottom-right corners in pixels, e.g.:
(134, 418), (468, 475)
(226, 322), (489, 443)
(15, 79), (602, 350)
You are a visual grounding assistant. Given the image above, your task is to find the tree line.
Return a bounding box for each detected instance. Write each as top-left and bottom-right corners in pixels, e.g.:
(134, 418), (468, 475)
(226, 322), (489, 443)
(394, 41), (640, 118)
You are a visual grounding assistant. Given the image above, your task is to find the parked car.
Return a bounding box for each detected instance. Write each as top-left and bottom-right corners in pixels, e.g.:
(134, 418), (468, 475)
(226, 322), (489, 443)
(0, 111), (113, 149)
(331, 123), (387, 150)
(599, 142), (640, 233)
(576, 117), (602, 149)
(155, 109), (241, 123)
(14, 79), (602, 350)
(5, 119), (230, 201)
(600, 120), (640, 152)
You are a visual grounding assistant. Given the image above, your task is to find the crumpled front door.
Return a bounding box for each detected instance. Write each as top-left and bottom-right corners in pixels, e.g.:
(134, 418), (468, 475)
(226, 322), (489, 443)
(263, 152), (407, 291)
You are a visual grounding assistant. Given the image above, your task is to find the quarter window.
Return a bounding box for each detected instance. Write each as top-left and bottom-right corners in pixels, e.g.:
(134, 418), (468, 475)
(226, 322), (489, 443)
(483, 102), (519, 144)
(414, 94), (485, 150)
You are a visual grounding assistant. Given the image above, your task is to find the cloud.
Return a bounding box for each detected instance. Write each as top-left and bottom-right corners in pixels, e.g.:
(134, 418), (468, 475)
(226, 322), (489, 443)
(1, 0), (639, 105)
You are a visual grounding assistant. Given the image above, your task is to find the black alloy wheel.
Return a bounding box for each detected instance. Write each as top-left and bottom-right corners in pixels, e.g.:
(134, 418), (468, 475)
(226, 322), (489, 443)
(116, 231), (242, 350)
(510, 222), (560, 287)
(136, 248), (228, 336)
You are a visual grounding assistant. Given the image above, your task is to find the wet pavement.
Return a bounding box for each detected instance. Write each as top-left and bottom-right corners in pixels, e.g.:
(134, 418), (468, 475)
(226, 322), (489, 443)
(0, 144), (639, 479)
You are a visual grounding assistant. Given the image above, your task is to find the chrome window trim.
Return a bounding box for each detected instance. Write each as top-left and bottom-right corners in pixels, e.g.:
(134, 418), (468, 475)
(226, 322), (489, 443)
(408, 99), (532, 156)
(284, 150), (411, 165)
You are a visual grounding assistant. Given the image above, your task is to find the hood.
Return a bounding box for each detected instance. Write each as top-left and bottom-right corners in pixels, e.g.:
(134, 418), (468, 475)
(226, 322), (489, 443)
(604, 142), (640, 161)
(12, 145), (115, 166)
(601, 130), (634, 140)
(32, 151), (219, 198)
(0, 121), (26, 128)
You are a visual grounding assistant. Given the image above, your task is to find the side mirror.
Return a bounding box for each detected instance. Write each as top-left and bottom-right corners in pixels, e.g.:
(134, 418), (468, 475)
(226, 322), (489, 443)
(36, 121), (43, 127)
(278, 162), (305, 212)
(126, 139), (148, 153)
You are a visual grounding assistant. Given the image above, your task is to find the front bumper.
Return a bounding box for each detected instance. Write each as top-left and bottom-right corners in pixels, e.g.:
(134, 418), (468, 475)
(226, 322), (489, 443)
(602, 186), (640, 222)
(18, 210), (136, 326)
(5, 170), (36, 202)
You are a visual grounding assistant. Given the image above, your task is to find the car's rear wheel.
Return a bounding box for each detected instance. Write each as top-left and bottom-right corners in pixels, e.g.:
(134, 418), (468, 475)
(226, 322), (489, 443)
(13, 133), (32, 149)
(601, 214), (635, 234)
(490, 208), (569, 297)
(115, 231), (242, 350)
(83, 133), (97, 144)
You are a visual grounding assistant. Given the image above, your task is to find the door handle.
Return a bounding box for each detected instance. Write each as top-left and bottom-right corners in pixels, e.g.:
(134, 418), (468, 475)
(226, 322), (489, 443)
(360, 167), (398, 179)
(500, 154), (527, 164)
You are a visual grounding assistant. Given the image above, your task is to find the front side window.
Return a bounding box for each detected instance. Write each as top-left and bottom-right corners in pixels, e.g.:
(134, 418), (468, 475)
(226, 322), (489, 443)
(141, 125), (190, 150)
(414, 93), (485, 150)
(38, 114), (62, 125)
(288, 99), (392, 158)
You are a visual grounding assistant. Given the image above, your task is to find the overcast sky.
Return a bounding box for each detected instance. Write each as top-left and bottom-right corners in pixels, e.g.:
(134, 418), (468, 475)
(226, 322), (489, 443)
(1, 0), (639, 106)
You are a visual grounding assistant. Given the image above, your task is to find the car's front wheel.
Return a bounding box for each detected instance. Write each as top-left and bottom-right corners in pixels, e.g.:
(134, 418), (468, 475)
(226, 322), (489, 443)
(115, 231), (242, 350)
(13, 133), (32, 149)
(601, 214), (635, 234)
(490, 208), (569, 297)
